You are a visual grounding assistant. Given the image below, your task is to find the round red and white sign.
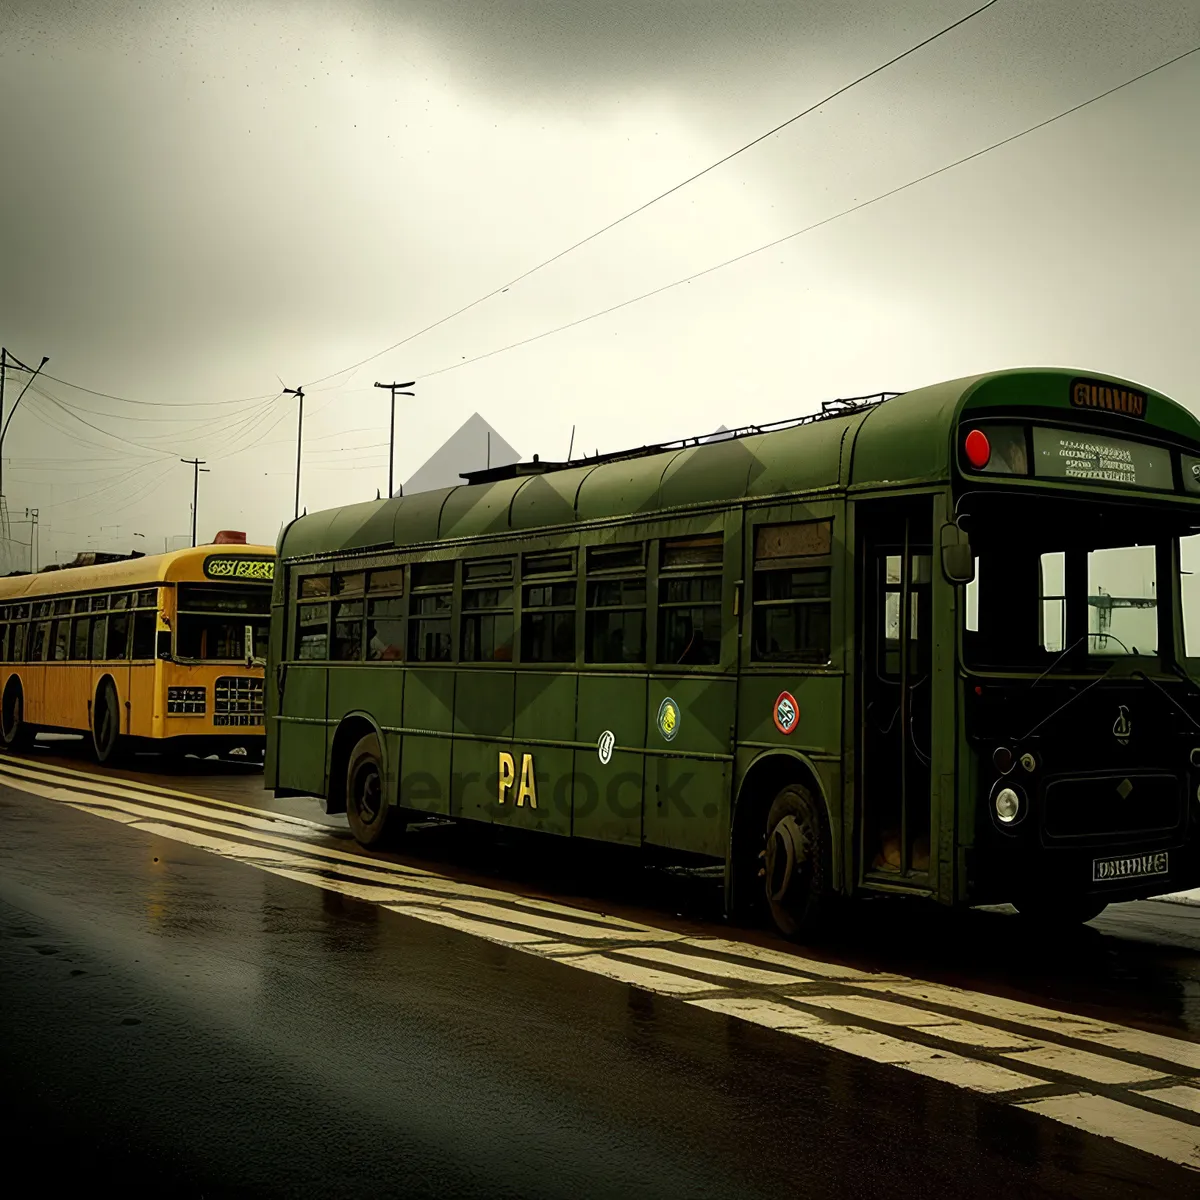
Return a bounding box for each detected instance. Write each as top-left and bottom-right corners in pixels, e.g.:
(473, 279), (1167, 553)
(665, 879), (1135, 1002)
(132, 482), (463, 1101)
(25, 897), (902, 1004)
(774, 691), (799, 735)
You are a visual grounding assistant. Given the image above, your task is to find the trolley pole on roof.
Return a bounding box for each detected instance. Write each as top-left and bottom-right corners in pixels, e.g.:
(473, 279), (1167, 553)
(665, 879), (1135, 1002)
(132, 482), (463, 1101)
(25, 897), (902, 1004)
(283, 386), (304, 520)
(180, 458), (209, 547)
(374, 381), (415, 499)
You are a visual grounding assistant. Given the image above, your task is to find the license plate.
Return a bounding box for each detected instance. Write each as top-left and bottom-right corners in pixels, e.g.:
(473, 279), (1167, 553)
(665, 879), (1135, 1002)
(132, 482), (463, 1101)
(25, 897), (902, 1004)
(1092, 851), (1169, 883)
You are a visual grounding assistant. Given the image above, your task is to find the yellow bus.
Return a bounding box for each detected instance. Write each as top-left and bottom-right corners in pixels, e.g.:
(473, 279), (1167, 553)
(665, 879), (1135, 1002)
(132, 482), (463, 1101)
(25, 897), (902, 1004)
(0, 537), (274, 763)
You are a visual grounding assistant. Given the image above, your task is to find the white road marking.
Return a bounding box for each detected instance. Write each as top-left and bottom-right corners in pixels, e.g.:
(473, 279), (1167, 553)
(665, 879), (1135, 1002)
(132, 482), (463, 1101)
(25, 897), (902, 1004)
(2, 758), (329, 830)
(7, 758), (1200, 1173)
(854, 978), (1200, 1074)
(1019, 1093), (1200, 1171)
(1138, 1084), (1200, 1116)
(617, 944), (815, 987)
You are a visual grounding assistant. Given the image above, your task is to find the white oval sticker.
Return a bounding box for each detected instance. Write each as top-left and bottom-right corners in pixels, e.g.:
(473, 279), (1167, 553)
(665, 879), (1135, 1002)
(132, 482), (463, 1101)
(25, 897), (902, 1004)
(597, 730), (615, 765)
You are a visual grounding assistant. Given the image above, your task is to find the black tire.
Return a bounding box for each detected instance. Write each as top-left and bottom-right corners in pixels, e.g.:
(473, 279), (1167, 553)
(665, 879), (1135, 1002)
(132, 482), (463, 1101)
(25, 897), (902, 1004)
(345, 732), (404, 848)
(1013, 896), (1108, 926)
(0, 682), (35, 753)
(762, 782), (835, 939)
(92, 680), (124, 765)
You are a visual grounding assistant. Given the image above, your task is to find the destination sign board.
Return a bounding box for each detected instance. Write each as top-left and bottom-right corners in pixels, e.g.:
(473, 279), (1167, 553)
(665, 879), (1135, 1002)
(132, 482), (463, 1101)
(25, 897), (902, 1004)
(1031, 426), (1173, 491)
(203, 555), (275, 582)
(1070, 377), (1147, 419)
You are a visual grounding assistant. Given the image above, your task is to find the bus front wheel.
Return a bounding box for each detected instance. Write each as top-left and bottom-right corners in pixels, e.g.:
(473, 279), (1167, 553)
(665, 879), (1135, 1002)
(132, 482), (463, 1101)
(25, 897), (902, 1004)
(762, 782), (834, 940)
(1, 684), (35, 753)
(345, 733), (404, 849)
(92, 681), (125, 764)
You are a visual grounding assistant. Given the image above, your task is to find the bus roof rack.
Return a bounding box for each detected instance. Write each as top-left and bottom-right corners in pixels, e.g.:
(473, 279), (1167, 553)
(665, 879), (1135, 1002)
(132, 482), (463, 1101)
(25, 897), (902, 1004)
(37, 550), (146, 573)
(459, 391), (902, 484)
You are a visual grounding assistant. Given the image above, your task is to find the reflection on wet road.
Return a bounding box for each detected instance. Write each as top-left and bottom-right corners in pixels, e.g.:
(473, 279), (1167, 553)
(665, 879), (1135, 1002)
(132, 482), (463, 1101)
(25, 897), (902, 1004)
(3, 741), (1200, 1195)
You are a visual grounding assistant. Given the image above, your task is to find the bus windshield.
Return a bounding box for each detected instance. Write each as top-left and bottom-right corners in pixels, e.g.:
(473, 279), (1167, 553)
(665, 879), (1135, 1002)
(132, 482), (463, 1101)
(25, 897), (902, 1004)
(961, 498), (1179, 672)
(176, 584), (270, 661)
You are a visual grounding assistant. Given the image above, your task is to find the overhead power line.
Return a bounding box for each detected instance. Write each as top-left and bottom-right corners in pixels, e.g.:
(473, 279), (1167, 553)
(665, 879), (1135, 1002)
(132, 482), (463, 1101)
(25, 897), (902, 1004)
(39, 372), (280, 410)
(416, 43), (1200, 383)
(303, 0), (1002, 388)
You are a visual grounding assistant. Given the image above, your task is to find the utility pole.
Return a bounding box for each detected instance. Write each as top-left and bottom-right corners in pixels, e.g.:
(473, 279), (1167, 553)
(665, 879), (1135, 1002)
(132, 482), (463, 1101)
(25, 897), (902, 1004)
(373, 380), (415, 498)
(180, 458), (209, 546)
(0, 347), (49, 506)
(24, 507), (38, 572)
(283, 386), (304, 520)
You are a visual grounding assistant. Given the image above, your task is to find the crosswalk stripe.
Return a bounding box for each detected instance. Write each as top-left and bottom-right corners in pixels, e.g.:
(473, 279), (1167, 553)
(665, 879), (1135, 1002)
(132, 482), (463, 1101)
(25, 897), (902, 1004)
(5, 756), (1200, 1173)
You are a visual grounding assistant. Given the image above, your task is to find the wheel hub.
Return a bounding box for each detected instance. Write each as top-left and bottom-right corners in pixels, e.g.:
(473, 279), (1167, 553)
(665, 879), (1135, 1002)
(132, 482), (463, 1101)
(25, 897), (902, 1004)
(355, 765), (382, 822)
(765, 814), (811, 905)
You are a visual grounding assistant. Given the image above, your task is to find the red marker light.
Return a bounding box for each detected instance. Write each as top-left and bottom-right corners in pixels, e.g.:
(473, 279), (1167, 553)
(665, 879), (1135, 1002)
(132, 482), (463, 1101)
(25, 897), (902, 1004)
(964, 429), (990, 469)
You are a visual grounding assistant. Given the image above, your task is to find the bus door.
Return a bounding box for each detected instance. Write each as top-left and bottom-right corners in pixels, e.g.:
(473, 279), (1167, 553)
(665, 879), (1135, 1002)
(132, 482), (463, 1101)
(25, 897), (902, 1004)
(856, 496), (935, 889)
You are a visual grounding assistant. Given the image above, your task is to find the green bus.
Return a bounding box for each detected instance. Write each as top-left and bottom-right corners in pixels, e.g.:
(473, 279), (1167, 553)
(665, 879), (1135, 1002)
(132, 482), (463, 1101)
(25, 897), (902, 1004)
(266, 368), (1200, 937)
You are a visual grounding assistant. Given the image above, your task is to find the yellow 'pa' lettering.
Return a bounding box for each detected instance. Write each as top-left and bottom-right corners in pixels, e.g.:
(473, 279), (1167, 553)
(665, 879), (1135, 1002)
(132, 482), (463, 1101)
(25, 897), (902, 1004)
(516, 753), (538, 808)
(498, 751), (515, 803)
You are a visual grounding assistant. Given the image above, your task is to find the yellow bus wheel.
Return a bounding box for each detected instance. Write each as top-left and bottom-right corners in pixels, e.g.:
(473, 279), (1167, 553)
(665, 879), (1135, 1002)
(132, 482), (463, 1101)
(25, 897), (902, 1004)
(0, 683), (35, 753)
(92, 681), (125, 765)
(345, 732), (405, 849)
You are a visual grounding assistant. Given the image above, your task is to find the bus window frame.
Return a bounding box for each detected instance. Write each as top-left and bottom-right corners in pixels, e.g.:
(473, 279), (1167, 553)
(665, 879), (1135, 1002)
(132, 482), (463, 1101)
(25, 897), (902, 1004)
(655, 534), (724, 668)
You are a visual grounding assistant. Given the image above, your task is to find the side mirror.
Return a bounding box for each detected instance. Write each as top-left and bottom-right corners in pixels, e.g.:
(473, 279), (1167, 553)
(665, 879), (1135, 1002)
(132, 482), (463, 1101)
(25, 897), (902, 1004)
(940, 522), (975, 585)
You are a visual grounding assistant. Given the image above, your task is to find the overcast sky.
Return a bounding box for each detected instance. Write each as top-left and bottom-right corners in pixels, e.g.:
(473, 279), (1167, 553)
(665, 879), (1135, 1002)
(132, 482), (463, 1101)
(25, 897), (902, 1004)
(0, 0), (1196, 565)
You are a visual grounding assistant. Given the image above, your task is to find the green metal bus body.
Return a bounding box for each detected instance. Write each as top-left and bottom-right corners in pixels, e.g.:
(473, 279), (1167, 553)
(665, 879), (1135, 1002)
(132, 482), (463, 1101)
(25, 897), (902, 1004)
(266, 368), (1200, 933)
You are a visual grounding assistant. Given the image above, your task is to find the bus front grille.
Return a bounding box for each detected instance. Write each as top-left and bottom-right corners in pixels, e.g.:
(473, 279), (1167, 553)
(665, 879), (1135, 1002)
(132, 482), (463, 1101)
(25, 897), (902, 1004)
(1043, 773), (1181, 839)
(214, 676), (264, 727)
(167, 686), (207, 715)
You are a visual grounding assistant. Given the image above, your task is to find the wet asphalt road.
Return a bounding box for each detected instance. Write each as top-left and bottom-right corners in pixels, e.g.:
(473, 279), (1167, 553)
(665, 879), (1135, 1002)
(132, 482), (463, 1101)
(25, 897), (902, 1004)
(2, 739), (1199, 1197)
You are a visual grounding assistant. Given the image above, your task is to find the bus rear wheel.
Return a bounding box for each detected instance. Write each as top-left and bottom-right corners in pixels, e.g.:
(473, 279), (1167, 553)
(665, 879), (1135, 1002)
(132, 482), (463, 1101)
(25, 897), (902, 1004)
(346, 733), (404, 849)
(92, 681), (125, 765)
(762, 782), (834, 940)
(1, 683), (35, 753)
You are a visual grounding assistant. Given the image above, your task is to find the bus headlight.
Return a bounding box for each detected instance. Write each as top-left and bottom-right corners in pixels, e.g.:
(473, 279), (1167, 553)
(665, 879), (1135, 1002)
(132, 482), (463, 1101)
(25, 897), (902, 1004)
(995, 787), (1022, 824)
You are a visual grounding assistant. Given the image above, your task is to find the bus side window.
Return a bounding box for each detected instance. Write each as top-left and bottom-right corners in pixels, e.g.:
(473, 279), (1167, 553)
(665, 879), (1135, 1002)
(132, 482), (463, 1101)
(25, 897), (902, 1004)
(51, 618), (70, 661)
(366, 562), (406, 661)
(461, 558), (514, 663)
(751, 520), (832, 665)
(408, 561), (454, 662)
(90, 615), (109, 661)
(585, 543), (647, 664)
(0, 614), (8, 662)
(28, 621), (49, 662)
(295, 603), (330, 660)
(108, 612), (130, 660)
(657, 536), (723, 666)
(521, 584), (576, 663)
(294, 574), (332, 660)
(131, 610), (157, 660)
(70, 615), (91, 661)
(11, 616), (28, 663)
(332, 600), (365, 660)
